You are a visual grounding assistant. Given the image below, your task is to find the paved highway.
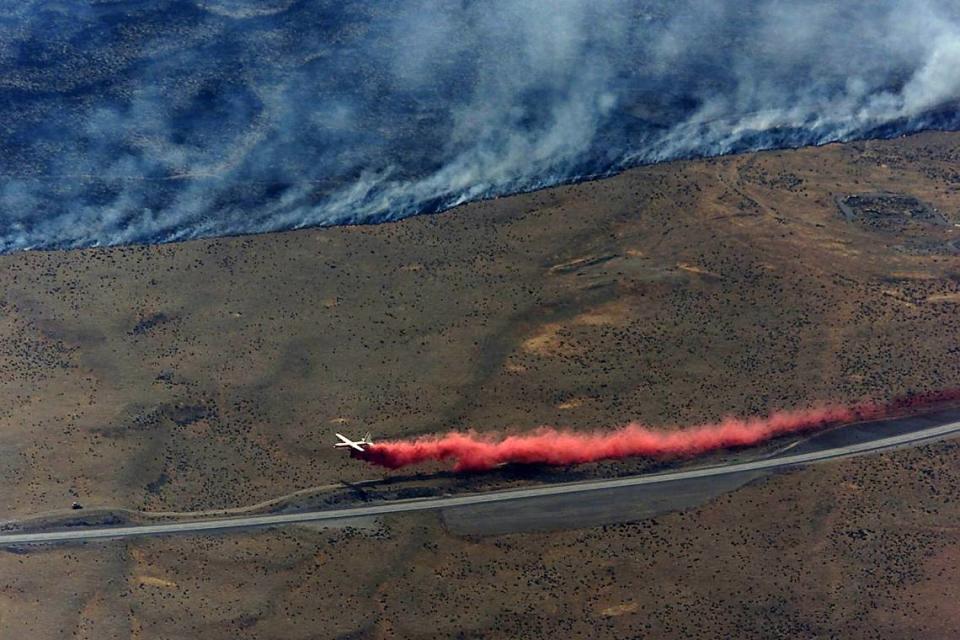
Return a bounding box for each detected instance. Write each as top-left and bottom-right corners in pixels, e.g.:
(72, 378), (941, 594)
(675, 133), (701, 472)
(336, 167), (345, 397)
(3, 417), (959, 545)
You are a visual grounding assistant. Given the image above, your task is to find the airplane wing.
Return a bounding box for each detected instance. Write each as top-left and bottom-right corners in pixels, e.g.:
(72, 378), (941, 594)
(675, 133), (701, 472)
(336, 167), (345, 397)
(335, 433), (366, 451)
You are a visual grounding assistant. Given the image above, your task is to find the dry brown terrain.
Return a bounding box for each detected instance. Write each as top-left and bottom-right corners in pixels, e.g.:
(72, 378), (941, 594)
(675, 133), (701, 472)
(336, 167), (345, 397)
(3, 132), (960, 637)
(1, 442), (958, 639)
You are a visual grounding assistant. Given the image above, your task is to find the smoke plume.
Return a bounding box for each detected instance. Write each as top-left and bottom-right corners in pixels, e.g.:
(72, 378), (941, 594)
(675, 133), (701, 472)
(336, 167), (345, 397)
(358, 390), (959, 472)
(2, 1), (960, 252)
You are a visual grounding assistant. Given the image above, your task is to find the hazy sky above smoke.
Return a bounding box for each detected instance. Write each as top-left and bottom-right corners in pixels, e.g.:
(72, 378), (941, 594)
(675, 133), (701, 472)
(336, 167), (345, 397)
(0, 0), (959, 252)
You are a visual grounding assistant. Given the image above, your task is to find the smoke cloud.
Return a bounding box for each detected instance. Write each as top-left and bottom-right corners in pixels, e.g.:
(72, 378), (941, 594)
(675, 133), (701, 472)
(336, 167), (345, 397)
(357, 390), (960, 472)
(1, 1), (960, 252)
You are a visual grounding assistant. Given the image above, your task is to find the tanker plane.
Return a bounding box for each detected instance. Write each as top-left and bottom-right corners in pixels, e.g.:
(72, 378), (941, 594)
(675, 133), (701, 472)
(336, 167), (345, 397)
(335, 432), (374, 452)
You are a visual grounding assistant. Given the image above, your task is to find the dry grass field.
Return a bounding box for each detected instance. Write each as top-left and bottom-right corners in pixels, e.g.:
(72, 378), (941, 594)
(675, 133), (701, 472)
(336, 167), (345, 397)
(3, 132), (960, 637)
(1, 441), (958, 639)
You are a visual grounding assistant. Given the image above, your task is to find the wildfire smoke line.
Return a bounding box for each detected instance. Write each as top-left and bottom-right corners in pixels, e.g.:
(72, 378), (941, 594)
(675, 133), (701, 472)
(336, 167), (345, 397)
(357, 390), (960, 472)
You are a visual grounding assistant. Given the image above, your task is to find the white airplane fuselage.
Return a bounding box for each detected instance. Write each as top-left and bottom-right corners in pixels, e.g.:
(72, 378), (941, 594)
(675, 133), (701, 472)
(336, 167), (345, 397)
(335, 432), (373, 452)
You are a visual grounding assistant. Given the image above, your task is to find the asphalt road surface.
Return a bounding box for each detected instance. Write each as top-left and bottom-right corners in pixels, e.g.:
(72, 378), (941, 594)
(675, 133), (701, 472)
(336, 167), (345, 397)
(3, 412), (960, 545)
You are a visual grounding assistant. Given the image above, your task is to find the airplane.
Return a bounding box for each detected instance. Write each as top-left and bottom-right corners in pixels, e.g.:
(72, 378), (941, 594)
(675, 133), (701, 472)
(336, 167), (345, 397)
(334, 432), (374, 452)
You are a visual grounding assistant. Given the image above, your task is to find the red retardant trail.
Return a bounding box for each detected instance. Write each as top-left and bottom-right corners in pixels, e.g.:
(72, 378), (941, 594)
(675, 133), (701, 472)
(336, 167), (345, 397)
(357, 389), (960, 472)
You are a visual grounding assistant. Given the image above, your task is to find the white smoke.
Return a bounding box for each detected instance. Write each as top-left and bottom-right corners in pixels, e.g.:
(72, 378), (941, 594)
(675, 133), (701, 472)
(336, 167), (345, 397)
(0, 0), (959, 252)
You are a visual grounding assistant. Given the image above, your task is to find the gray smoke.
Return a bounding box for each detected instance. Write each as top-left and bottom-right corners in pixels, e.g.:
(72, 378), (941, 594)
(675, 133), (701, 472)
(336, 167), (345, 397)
(0, 0), (958, 252)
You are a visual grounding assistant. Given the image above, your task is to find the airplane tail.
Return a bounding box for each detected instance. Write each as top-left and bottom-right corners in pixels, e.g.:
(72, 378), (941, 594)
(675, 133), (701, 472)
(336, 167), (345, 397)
(364, 432), (373, 445)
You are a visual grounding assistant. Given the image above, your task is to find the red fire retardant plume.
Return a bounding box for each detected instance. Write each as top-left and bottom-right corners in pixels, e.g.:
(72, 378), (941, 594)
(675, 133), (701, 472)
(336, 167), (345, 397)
(357, 389), (960, 472)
